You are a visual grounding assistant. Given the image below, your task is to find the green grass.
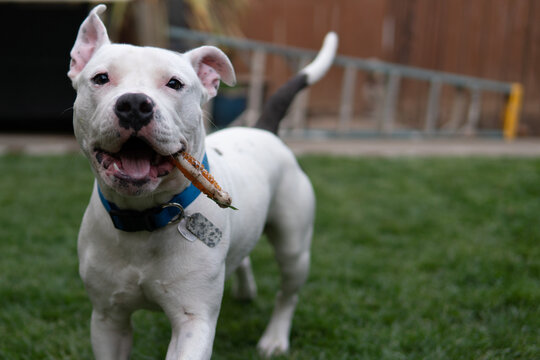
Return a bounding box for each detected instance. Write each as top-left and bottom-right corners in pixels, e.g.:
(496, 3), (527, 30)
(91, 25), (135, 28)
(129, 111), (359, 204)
(0, 154), (539, 359)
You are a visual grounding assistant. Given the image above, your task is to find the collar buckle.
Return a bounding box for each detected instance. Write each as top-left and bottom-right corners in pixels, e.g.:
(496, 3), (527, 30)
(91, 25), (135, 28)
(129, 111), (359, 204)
(160, 202), (185, 225)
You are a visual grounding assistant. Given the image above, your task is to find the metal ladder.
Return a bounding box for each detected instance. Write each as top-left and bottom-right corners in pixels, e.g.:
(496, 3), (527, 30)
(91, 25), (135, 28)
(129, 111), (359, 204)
(170, 27), (522, 140)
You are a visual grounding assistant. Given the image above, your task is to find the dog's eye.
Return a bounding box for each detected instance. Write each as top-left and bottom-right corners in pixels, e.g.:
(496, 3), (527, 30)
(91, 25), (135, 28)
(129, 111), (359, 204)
(92, 73), (110, 85)
(166, 78), (184, 91)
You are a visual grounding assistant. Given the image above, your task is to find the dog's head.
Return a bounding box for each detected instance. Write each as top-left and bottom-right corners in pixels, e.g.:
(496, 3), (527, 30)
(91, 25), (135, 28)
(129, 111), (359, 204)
(68, 5), (235, 198)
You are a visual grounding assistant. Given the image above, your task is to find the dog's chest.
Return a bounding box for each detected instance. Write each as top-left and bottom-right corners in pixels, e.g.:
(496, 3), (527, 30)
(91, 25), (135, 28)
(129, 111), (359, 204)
(79, 235), (169, 311)
(79, 205), (230, 311)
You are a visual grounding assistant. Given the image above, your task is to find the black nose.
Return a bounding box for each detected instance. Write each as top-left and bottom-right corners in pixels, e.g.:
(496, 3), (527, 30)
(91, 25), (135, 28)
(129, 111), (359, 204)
(114, 93), (154, 131)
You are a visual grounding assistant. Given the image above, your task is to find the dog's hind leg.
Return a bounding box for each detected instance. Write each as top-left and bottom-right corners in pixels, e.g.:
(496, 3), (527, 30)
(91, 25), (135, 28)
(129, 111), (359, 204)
(257, 170), (315, 357)
(231, 256), (258, 301)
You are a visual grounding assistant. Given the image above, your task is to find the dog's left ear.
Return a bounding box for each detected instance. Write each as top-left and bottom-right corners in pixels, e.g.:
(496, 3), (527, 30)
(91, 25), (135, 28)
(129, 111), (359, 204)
(185, 46), (236, 101)
(68, 4), (111, 81)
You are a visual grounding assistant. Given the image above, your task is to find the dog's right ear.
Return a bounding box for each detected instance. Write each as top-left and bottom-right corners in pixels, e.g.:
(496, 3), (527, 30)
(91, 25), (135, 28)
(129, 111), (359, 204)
(68, 4), (110, 81)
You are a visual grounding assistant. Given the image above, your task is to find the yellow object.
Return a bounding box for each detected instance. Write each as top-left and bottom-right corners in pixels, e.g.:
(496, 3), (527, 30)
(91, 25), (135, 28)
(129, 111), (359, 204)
(503, 83), (523, 141)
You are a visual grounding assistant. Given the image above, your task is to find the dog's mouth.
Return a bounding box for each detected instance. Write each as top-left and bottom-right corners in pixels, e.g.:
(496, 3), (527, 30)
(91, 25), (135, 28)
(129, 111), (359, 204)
(95, 137), (175, 184)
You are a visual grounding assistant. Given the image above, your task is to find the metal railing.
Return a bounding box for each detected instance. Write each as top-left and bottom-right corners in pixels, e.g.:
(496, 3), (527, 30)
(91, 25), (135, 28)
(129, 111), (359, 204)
(170, 27), (523, 140)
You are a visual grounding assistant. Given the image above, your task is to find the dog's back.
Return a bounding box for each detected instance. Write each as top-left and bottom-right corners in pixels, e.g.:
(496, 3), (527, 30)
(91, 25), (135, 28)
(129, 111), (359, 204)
(206, 33), (337, 277)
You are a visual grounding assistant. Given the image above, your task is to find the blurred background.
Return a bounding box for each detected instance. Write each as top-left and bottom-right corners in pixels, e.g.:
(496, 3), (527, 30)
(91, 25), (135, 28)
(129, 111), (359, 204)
(0, 0), (537, 139)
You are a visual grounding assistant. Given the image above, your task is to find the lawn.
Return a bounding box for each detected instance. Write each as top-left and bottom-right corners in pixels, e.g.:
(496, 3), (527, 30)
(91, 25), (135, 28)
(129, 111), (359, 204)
(0, 154), (539, 359)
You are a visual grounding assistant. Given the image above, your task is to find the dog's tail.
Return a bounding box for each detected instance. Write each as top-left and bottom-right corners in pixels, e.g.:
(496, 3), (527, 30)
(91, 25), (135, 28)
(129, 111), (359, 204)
(254, 32), (339, 134)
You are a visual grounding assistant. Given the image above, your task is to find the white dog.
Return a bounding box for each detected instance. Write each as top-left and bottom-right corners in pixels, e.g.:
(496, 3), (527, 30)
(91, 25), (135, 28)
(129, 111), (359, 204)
(68, 5), (337, 359)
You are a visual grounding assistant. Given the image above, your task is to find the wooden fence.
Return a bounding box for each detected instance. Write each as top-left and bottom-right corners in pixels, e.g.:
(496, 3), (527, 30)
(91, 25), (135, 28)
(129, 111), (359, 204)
(237, 0), (540, 136)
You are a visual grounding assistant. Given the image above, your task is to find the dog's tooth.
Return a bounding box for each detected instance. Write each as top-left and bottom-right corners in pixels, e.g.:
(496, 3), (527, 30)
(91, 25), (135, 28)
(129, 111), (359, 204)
(113, 162), (120, 172)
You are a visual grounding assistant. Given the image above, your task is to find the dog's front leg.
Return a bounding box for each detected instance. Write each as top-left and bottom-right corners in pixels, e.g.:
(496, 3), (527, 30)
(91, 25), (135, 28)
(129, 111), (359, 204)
(160, 267), (225, 360)
(165, 315), (218, 360)
(91, 309), (133, 360)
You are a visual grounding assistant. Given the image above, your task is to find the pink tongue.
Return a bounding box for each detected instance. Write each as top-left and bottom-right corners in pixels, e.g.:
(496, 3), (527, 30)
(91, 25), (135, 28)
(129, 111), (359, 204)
(121, 154), (152, 179)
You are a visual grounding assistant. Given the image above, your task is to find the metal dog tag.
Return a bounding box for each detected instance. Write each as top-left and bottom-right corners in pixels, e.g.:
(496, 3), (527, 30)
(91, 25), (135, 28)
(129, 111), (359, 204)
(177, 213), (222, 248)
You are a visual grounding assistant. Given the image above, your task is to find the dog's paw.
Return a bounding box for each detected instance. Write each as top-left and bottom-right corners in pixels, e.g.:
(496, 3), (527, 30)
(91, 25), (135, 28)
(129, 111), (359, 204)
(257, 332), (289, 358)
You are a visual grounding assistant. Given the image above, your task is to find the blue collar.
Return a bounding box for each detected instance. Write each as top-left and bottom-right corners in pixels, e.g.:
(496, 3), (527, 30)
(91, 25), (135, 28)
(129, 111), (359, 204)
(98, 153), (209, 232)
